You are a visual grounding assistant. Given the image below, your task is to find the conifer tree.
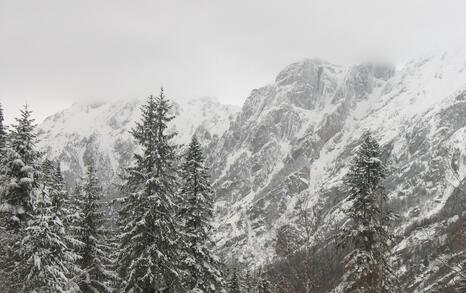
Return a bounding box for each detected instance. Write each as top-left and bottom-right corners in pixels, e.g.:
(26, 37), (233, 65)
(0, 105), (42, 290)
(337, 131), (396, 293)
(1, 158), (80, 292)
(74, 163), (114, 292)
(179, 135), (224, 292)
(40, 159), (78, 241)
(0, 106), (81, 292)
(0, 104), (40, 229)
(0, 102), (7, 152)
(40, 159), (67, 213)
(117, 89), (182, 292)
(16, 169), (81, 292)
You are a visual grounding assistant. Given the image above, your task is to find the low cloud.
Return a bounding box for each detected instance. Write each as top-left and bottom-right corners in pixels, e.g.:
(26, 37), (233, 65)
(1, 0), (465, 123)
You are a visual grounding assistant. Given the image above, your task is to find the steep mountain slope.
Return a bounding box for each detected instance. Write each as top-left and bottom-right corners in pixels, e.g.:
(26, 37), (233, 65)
(38, 96), (239, 189)
(207, 50), (466, 291)
(37, 49), (466, 291)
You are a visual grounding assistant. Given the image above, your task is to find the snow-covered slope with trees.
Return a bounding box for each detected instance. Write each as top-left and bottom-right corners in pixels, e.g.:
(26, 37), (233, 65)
(37, 49), (466, 291)
(38, 96), (239, 190)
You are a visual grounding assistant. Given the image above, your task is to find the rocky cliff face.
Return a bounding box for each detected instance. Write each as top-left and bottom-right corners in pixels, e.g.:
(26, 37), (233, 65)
(208, 58), (395, 261)
(207, 50), (466, 291)
(38, 49), (466, 292)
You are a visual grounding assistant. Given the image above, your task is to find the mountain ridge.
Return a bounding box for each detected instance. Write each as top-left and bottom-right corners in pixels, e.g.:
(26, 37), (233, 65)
(37, 49), (466, 291)
(206, 49), (466, 291)
(38, 96), (240, 189)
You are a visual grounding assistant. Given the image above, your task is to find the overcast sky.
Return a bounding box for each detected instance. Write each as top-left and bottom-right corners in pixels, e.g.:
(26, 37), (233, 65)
(1, 0), (466, 124)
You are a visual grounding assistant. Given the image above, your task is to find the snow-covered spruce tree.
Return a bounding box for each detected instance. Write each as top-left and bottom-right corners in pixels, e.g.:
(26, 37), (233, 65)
(117, 89), (182, 292)
(0, 104), (40, 229)
(179, 135), (224, 292)
(40, 159), (79, 242)
(40, 159), (68, 214)
(14, 161), (81, 292)
(336, 131), (396, 293)
(0, 105), (42, 291)
(74, 163), (114, 293)
(0, 102), (7, 152)
(0, 101), (6, 287)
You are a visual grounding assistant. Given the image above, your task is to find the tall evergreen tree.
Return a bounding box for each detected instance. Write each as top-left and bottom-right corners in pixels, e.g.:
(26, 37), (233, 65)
(40, 159), (67, 213)
(337, 131), (396, 293)
(179, 135), (224, 292)
(15, 163), (81, 292)
(0, 102), (7, 152)
(0, 106), (81, 292)
(75, 163), (114, 292)
(117, 89), (182, 292)
(0, 104), (40, 229)
(0, 105), (42, 290)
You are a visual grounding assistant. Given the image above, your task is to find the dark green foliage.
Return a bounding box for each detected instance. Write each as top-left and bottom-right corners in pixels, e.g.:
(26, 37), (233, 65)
(75, 163), (115, 292)
(179, 136), (224, 292)
(1, 126), (80, 292)
(337, 131), (397, 293)
(16, 183), (80, 292)
(0, 105), (41, 229)
(0, 102), (7, 151)
(117, 89), (183, 292)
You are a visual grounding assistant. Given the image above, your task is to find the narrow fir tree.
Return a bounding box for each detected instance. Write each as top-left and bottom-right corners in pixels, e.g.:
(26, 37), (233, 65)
(75, 163), (115, 292)
(179, 135), (224, 292)
(40, 159), (68, 213)
(15, 164), (81, 292)
(0, 105), (43, 291)
(337, 131), (396, 293)
(117, 89), (182, 292)
(0, 102), (7, 152)
(40, 159), (77, 241)
(0, 101), (6, 287)
(0, 104), (40, 229)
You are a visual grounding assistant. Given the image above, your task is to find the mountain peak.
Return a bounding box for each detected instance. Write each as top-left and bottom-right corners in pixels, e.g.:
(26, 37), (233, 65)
(275, 58), (337, 86)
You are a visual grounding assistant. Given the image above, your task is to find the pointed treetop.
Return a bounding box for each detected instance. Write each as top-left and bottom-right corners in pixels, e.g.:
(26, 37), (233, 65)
(0, 102), (4, 122)
(190, 134), (200, 147)
(187, 135), (203, 159)
(160, 86), (165, 97)
(10, 104), (39, 164)
(0, 102), (6, 149)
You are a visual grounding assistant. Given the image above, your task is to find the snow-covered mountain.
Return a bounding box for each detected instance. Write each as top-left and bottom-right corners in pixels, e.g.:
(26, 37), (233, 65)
(38, 96), (239, 189)
(206, 49), (466, 291)
(38, 49), (466, 291)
